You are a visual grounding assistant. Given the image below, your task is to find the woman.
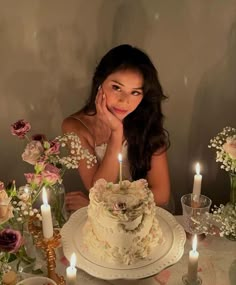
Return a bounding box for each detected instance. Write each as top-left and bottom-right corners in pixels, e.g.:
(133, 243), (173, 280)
(62, 44), (171, 212)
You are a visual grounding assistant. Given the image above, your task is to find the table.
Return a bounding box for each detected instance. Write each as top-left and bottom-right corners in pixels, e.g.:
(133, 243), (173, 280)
(22, 216), (236, 285)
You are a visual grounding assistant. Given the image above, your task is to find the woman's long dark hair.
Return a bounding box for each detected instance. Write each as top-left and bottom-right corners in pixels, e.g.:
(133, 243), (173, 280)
(83, 44), (170, 179)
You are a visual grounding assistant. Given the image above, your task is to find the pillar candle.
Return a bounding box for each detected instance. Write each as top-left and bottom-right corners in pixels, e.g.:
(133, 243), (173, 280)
(192, 162), (202, 202)
(187, 234), (199, 282)
(66, 253), (77, 285)
(118, 153), (122, 184)
(41, 187), (53, 239)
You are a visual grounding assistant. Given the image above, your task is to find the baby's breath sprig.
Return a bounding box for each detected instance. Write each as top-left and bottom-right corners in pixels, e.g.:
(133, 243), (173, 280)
(208, 126), (236, 174)
(55, 132), (97, 169)
(211, 204), (236, 239)
(191, 203), (236, 239)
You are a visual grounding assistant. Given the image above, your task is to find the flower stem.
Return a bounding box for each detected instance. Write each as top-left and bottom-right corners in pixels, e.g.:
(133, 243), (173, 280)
(229, 172), (236, 205)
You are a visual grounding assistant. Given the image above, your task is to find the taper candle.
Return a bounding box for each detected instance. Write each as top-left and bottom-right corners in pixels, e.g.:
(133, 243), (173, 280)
(192, 162), (202, 202)
(118, 153), (122, 184)
(41, 187), (53, 239)
(66, 252), (77, 285)
(187, 234), (199, 282)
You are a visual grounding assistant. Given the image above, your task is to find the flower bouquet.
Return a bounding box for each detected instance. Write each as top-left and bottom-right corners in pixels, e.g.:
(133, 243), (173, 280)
(208, 126), (236, 240)
(0, 181), (40, 282)
(10, 119), (97, 228)
(0, 119), (98, 281)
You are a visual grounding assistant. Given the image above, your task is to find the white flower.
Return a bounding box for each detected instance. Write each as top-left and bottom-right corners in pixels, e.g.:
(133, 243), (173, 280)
(223, 136), (236, 159)
(209, 127), (236, 174)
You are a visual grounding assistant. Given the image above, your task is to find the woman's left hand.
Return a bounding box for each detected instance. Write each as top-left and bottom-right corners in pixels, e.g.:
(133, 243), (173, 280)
(95, 87), (123, 134)
(65, 191), (89, 211)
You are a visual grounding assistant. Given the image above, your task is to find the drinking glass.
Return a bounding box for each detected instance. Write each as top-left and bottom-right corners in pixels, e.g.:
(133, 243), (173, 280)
(181, 194), (212, 235)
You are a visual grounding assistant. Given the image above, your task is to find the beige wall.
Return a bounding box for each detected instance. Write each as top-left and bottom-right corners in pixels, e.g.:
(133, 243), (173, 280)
(0, 0), (236, 213)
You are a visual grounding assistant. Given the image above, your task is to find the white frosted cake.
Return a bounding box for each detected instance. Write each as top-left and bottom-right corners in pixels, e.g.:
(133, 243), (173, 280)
(83, 178), (163, 265)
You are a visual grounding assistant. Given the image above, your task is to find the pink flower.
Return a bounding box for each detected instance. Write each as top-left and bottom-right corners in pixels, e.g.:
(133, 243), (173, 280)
(10, 119), (31, 139)
(42, 170), (60, 185)
(0, 190), (13, 221)
(45, 140), (60, 155)
(24, 173), (42, 186)
(0, 229), (23, 253)
(22, 141), (44, 165)
(45, 164), (61, 176)
(223, 137), (236, 159)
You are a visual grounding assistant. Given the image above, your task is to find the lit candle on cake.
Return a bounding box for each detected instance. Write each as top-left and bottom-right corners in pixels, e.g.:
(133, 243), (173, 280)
(187, 234), (199, 282)
(118, 153), (122, 184)
(66, 252), (77, 285)
(192, 162), (202, 202)
(41, 187), (53, 239)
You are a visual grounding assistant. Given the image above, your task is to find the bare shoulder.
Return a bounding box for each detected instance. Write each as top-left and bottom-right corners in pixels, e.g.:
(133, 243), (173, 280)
(62, 112), (95, 148)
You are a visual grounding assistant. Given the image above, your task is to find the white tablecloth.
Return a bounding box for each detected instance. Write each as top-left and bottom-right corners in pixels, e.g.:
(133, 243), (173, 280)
(53, 216), (236, 285)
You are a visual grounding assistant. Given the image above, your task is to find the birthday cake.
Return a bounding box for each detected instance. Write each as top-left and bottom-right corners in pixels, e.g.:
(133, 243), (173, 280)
(82, 179), (163, 265)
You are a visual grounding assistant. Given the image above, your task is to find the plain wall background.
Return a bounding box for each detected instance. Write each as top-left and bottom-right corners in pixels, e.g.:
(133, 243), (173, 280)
(0, 0), (236, 214)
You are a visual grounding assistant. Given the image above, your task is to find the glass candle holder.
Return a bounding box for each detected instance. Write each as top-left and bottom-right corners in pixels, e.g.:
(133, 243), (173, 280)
(181, 194), (212, 235)
(182, 274), (202, 285)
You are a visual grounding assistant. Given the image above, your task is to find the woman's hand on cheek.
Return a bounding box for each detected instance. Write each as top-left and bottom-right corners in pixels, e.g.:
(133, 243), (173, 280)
(96, 87), (123, 133)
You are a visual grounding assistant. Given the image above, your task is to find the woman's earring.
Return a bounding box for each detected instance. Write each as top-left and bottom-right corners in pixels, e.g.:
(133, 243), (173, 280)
(98, 85), (101, 91)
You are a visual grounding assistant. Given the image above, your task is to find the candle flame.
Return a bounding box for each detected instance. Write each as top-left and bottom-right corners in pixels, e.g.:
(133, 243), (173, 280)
(42, 187), (48, 206)
(195, 162), (200, 175)
(118, 153), (122, 162)
(192, 234), (198, 251)
(70, 252), (76, 268)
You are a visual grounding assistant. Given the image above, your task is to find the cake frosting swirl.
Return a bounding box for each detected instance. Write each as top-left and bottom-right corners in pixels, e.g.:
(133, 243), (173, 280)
(83, 179), (163, 265)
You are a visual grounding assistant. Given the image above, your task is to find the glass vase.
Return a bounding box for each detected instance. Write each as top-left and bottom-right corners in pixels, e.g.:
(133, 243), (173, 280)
(49, 182), (67, 228)
(223, 172), (236, 241)
(33, 183), (67, 228)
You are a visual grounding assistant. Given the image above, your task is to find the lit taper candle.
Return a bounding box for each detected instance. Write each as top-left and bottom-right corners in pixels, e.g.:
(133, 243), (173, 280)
(187, 234), (199, 282)
(41, 187), (53, 239)
(118, 153), (122, 184)
(192, 162), (202, 202)
(66, 252), (77, 285)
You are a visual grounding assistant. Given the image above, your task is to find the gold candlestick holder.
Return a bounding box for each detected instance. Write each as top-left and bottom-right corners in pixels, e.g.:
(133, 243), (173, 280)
(28, 216), (66, 285)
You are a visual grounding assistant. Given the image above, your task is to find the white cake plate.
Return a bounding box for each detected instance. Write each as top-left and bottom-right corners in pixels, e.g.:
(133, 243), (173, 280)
(61, 207), (186, 280)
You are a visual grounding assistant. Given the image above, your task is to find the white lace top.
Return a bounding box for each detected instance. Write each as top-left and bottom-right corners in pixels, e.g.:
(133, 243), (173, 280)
(95, 140), (132, 181)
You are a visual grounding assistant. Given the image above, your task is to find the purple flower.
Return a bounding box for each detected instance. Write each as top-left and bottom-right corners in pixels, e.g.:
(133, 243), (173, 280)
(10, 119), (31, 139)
(0, 229), (23, 253)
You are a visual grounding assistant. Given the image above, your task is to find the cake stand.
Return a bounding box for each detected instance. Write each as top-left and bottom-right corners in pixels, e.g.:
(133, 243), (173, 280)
(61, 207), (186, 280)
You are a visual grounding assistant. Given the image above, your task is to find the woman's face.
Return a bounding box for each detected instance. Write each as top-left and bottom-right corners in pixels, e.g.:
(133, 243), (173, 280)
(101, 69), (144, 120)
